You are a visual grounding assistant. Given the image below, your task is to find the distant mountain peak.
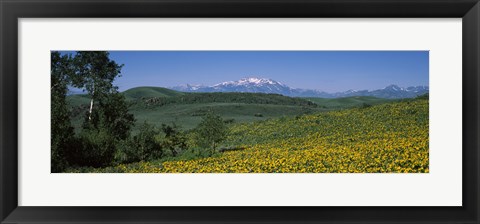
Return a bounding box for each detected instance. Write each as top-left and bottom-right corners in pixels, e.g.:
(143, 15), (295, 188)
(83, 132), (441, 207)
(384, 84), (404, 91)
(171, 78), (429, 99)
(214, 77), (285, 87)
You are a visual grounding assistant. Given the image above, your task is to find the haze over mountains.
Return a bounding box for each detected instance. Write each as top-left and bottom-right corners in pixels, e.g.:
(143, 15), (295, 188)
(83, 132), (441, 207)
(171, 77), (429, 99)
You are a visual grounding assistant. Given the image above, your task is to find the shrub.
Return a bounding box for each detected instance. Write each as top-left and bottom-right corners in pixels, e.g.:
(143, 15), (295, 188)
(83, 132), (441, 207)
(359, 103), (372, 109)
(69, 128), (117, 167)
(158, 123), (187, 157)
(116, 122), (163, 163)
(224, 118), (235, 124)
(195, 112), (228, 154)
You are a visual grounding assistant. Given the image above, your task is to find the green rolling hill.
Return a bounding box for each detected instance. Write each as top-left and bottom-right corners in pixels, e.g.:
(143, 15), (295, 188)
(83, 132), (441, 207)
(67, 87), (395, 131)
(123, 86), (185, 100)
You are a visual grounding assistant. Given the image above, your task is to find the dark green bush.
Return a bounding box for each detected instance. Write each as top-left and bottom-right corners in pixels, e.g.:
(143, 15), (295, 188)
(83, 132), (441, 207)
(116, 122), (163, 163)
(68, 128), (117, 167)
(359, 103), (372, 109)
(194, 112), (228, 154)
(159, 123), (187, 157)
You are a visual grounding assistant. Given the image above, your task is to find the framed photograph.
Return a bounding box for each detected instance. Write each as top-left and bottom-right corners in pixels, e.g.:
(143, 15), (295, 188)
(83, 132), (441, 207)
(1, 0), (479, 223)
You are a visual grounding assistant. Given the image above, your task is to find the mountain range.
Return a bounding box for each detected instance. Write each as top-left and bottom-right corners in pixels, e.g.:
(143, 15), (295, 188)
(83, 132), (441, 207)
(171, 77), (428, 99)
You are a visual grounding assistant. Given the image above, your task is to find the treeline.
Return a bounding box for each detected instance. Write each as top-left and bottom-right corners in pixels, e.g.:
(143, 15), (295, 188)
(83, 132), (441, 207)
(52, 51), (229, 172)
(51, 51), (133, 172)
(140, 92), (318, 108)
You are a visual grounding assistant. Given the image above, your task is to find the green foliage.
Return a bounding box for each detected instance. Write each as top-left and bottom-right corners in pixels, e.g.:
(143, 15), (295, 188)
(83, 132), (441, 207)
(66, 52), (134, 140)
(114, 122), (190, 164)
(306, 96), (393, 109)
(72, 51), (123, 99)
(51, 51), (135, 169)
(51, 51), (76, 172)
(116, 122), (163, 163)
(70, 127), (117, 167)
(71, 51), (134, 167)
(359, 103), (372, 109)
(224, 118), (235, 124)
(158, 123), (187, 157)
(72, 51), (130, 132)
(83, 92), (135, 140)
(195, 112), (229, 153)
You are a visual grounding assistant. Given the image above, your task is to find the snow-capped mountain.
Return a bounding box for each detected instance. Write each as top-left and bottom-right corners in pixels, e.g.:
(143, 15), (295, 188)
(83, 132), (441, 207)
(211, 77), (292, 93)
(171, 77), (429, 99)
(172, 78), (291, 95)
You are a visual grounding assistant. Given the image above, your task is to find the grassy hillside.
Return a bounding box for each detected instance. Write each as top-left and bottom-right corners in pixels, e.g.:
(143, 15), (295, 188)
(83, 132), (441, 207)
(76, 98), (429, 173)
(138, 92), (317, 108)
(68, 89), (326, 131)
(305, 96), (393, 109)
(67, 88), (396, 131)
(126, 91), (325, 130)
(123, 86), (185, 100)
(132, 103), (324, 130)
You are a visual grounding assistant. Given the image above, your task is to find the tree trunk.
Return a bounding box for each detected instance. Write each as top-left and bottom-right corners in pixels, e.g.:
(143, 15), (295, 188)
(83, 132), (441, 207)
(88, 85), (95, 121)
(88, 98), (94, 121)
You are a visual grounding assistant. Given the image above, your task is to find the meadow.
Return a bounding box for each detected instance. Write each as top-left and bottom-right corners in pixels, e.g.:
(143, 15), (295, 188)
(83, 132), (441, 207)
(66, 92), (429, 173)
(68, 87), (394, 131)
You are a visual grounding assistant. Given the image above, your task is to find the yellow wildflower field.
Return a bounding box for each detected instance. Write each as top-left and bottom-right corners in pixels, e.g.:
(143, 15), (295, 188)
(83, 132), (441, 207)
(98, 98), (428, 173)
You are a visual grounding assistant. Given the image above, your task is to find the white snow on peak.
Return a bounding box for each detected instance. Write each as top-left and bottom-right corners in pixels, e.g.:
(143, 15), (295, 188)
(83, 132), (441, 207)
(188, 84), (202, 90)
(213, 77), (284, 87)
(383, 85), (405, 91)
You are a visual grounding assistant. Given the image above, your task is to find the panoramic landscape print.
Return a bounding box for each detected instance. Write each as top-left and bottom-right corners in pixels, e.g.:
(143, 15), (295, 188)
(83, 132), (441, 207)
(51, 51), (429, 173)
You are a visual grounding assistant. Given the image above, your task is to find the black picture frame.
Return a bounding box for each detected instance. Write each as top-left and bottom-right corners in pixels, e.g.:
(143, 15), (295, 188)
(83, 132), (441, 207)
(1, 0), (479, 223)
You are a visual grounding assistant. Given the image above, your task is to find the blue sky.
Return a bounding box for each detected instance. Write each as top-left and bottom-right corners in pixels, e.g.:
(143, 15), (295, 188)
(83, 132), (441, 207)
(66, 51), (429, 93)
